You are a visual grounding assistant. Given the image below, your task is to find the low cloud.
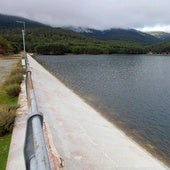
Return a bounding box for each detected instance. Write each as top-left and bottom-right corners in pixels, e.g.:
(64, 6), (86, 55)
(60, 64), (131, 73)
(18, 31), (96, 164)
(1, 0), (170, 31)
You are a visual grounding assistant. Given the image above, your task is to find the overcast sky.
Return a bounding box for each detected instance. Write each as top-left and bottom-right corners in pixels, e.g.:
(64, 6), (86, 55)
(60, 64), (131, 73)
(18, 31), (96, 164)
(1, 0), (170, 32)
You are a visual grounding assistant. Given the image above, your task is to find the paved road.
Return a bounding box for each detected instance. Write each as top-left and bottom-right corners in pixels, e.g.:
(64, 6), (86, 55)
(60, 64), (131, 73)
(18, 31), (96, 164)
(29, 55), (169, 170)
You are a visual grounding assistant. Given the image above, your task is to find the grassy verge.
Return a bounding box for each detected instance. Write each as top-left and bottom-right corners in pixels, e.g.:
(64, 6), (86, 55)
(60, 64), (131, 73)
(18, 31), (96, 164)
(0, 59), (24, 169)
(0, 134), (11, 170)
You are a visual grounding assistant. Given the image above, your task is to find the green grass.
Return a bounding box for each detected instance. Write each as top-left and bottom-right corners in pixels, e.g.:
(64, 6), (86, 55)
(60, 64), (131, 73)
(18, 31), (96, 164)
(0, 134), (11, 170)
(0, 91), (17, 105)
(0, 58), (23, 169)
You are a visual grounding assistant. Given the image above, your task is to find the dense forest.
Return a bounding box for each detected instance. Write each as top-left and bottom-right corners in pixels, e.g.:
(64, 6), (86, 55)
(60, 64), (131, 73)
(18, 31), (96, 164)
(0, 14), (170, 55)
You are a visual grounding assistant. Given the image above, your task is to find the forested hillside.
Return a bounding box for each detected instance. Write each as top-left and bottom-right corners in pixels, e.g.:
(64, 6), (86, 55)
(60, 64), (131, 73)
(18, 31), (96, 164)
(78, 28), (159, 45)
(0, 14), (170, 55)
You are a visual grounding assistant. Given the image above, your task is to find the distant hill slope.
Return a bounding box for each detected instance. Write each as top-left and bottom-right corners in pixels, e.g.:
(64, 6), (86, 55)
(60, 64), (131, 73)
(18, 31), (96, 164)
(0, 13), (47, 28)
(0, 13), (160, 45)
(2, 13), (170, 55)
(147, 31), (170, 41)
(74, 28), (160, 45)
(0, 14), (95, 54)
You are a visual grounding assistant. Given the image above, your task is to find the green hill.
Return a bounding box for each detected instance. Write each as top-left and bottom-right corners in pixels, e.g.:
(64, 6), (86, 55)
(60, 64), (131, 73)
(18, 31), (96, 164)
(147, 31), (170, 41)
(0, 14), (47, 29)
(0, 14), (103, 54)
(78, 28), (159, 45)
(1, 13), (169, 55)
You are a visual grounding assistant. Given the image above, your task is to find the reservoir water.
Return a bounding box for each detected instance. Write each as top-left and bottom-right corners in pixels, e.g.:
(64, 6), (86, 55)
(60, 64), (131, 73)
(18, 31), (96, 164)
(35, 54), (170, 166)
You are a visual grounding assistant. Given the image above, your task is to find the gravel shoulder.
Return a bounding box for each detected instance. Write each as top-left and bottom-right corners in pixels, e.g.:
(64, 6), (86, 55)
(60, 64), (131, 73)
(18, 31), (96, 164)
(0, 56), (20, 83)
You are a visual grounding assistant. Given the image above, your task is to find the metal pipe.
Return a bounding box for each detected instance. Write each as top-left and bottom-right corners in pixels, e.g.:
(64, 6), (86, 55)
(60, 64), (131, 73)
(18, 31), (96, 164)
(24, 59), (51, 170)
(17, 22), (51, 169)
(32, 117), (51, 170)
(30, 156), (36, 170)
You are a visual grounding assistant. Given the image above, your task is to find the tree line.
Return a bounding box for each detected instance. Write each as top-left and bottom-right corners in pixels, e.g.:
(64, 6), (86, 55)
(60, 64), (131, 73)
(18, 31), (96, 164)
(0, 27), (169, 55)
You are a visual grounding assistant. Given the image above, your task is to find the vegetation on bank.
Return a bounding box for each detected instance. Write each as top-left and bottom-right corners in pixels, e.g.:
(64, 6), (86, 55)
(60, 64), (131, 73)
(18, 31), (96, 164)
(0, 61), (24, 136)
(0, 27), (148, 55)
(1, 26), (170, 56)
(0, 60), (24, 169)
(0, 134), (11, 170)
(149, 41), (170, 54)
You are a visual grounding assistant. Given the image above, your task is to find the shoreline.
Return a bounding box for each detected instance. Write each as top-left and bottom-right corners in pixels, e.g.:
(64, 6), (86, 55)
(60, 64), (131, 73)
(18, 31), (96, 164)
(29, 55), (169, 169)
(55, 78), (170, 167)
(64, 89), (170, 167)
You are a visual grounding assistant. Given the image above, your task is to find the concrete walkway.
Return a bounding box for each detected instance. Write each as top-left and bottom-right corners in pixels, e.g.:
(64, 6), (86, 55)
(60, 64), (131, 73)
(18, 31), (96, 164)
(6, 59), (60, 170)
(6, 82), (27, 170)
(28, 55), (169, 170)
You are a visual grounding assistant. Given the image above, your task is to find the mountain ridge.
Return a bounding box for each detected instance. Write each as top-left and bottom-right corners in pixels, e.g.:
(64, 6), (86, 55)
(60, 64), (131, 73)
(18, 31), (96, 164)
(0, 13), (48, 28)
(147, 31), (170, 41)
(0, 13), (161, 45)
(72, 28), (160, 45)
(1, 13), (170, 55)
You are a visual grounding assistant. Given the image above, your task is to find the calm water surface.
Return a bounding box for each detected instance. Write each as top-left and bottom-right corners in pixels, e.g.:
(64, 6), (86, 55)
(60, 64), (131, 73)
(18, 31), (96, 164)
(35, 54), (170, 165)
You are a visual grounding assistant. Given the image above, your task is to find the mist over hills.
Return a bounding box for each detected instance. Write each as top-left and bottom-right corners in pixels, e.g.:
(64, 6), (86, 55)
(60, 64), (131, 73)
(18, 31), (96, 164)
(0, 13), (160, 44)
(0, 13), (170, 55)
(75, 28), (160, 45)
(147, 31), (170, 41)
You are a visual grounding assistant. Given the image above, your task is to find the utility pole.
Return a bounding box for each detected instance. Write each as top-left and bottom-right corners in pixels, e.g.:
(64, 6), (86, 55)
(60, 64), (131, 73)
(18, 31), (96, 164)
(16, 21), (27, 65)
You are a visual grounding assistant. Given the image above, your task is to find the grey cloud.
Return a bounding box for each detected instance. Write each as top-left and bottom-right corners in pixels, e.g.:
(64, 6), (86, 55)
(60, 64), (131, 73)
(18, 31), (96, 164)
(1, 0), (170, 31)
